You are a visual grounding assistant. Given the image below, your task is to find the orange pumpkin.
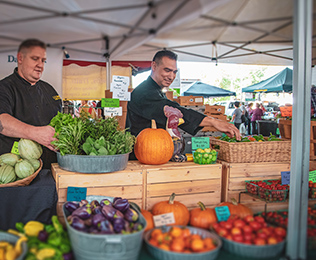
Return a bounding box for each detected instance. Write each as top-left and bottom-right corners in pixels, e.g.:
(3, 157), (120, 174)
(218, 198), (253, 218)
(190, 201), (217, 229)
(141, 209), (154, 231)
(134, 120), (174, 165)
(152, 193), (190, 226)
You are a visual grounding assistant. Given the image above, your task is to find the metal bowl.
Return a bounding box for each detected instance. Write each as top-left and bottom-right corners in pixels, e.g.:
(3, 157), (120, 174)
(0, 232), (27, 260)
(57, 152), (130, 173)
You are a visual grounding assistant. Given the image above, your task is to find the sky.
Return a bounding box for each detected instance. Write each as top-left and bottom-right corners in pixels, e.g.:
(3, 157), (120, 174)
(132, 61), (293, 105)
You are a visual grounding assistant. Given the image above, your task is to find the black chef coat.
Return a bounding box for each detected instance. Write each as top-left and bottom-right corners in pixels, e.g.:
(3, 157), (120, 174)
(126, 76), (206, 137)
(0, 68), (62, 169)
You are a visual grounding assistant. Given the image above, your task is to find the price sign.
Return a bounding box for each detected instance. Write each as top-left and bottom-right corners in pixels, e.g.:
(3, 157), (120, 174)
(309, 170), (316, 183)
(280, 106), (292, 117)
(191, 137), (210, 150)
(101, 98), (119, 108)
(215, 206), (230, 222)
(153, 213), (175, 227)
(67, 187), (87, 202)
(11, 141), (20, 155)
(281, 171), (291, 185)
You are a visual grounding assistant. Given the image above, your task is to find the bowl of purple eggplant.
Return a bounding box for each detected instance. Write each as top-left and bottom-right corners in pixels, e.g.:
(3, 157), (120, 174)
(63, 195), (146, 260)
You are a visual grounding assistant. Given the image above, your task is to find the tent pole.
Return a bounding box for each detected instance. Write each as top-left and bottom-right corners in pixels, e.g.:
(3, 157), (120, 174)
(286, 0), (312, 259)
(106, 58), (111, 90)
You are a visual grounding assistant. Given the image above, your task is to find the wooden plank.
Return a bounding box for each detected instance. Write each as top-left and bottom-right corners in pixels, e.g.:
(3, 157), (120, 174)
(147, 165), (222, 183)
(56, 170), (143, 189)
(227, 175), (281, 191)
(57, 185), (143, 202)
(221, 164), (229, 202)
(146, 192), (221, 210)
(147, 179), (221, 197)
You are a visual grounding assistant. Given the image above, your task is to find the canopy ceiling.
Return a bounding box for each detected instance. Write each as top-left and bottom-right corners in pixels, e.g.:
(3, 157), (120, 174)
(0, 0), (315, 65)
(182, 81), (236, 97)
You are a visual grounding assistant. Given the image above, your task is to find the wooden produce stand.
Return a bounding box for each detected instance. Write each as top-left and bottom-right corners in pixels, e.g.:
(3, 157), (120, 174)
(51, 161), (222, 224)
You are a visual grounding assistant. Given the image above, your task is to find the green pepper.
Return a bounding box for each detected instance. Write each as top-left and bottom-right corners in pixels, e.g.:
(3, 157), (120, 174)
(25, 253), (37, 260)
(52, 215), (64, 234)
(27, 236), (40, 249)
(47, 232), (62, 247)
(45, 224), (55, 234)
(15, 222), (25, 233)
(60, 242), (71, 254)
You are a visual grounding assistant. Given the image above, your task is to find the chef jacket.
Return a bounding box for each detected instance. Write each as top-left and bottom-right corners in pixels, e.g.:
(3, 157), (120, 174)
(0, 68), (62, 169)
(126, 76), (206, 137)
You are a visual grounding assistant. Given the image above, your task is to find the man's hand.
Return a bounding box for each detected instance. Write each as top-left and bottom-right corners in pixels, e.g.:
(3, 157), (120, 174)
(200, 116), (241, 140)
(32, 125), (58, 151)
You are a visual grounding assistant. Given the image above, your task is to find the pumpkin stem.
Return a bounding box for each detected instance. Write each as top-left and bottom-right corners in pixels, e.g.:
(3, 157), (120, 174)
(169, 193), (176, 204)
(231, 198), (238, 206)
(198, 201), (206, 211)
(151, 119), (157, 129)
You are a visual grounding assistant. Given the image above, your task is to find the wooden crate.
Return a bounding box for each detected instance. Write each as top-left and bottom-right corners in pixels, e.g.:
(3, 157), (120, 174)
(204, 105), (225, 115)
(140, 161), (222, 210)
(176, 96), (204, 106)
(221, 161), (291, 213)
(51, 162), (143, 220)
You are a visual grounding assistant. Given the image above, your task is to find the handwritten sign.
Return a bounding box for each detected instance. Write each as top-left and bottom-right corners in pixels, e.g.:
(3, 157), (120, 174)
(67, 187), (87, 202)
(11, 141), (20, 155)
(113, 90), (131, 101)
(309, 170), (316, 183)
(191, 137), (210, 150)
(215, 206), (230, 222)
(153, 213), (175, 227)
(104, 107), (123, 117)
(280, 106), (292, 117)
(281, 171), (291, 185)
(101, 98), (119, 108)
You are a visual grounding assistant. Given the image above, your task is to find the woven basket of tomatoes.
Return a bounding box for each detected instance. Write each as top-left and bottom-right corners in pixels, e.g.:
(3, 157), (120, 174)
(211, 215), (286, 258)
(144, 225), (222, 260)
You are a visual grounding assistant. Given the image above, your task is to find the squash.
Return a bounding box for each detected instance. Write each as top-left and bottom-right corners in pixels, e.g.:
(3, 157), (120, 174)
(27, 159), (41, 171)
(18, 139), (43, 160)
(134, 120), (174, 165)
(141, 209), (154, 231)
(0, 164), (16, 184)
(190, 201), (217, 229)
(15, 159), (35, 179)
(152, 193), (190, 226)
(0, 153), (20, 167)
(218, 198), (253, 218)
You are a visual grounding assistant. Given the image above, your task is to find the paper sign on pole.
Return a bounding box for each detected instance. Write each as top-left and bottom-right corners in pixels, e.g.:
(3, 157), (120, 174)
(111, 75), (130, 101)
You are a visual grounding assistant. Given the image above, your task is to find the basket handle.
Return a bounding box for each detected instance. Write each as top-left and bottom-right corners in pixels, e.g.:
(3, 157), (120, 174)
(101, 237), (126, 255)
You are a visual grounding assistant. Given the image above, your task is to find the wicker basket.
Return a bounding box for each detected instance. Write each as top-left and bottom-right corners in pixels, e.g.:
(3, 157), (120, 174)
(0, 159), (42, 187)
(210, 137), (291, 163)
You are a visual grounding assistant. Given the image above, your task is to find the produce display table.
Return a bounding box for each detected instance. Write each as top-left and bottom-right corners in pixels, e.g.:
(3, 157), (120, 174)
(51, 161), (222, 222)
(0, 169), (58, 230)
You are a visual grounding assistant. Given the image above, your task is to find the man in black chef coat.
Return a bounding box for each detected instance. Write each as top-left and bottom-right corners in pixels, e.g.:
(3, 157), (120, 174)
(0, 39), (62, 169)
(126, 50), (240, 140)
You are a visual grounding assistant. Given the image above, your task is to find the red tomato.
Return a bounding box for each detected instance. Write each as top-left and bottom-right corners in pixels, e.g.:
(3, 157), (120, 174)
(243, 215), (254, 223)
(242, 225), (253, 234)
(254, 216), (265, 223)
(253, 238), (266, 245)
(274, 227), (287, 238)
(231, 227), (242, 236)
(249, 221), (262, 231)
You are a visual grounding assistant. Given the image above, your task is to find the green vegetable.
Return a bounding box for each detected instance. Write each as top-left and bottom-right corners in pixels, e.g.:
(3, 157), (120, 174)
(45, 224), (55, 234)
(51, 215), (64, 234)
(15, 222), (25, 233)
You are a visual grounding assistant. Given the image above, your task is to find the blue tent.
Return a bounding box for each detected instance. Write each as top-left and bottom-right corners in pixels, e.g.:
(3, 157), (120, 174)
(242, 67), (293, 93)
(182, 81), (236, 98)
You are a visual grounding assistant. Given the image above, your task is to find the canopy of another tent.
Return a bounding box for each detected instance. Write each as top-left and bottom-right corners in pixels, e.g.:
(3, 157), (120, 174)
(242, 67), (293, 93)
(182, 81), (236, 97)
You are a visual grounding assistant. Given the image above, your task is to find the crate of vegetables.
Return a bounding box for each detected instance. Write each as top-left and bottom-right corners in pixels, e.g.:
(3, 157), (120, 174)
(245, 179), (289, 202)
(63, 195), (146, 260)
(210, 134), (291, 163)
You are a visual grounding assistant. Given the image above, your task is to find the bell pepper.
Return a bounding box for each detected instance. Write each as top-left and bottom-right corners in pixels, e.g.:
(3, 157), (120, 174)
(52, 215), (64, 234)
(47, 232), (62, 247)
(36, 248), (56, 260)
(24, 221), (44, 237)
(45, 224), (55, 234)
(113, 198), (129, 212)
(15, 222), (25, 233)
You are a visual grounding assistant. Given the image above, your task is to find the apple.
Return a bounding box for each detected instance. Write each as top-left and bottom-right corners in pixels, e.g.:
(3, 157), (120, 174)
(242, 225), (253, 234)
(274, 227), (287, 238)
(233, 219), (246, 228)
(231, 227), (242, 236)
(211, 222), (220, 232)
(243, 215), (254, 223)
(253, 238), (266, 245)
(222, 221), (233, 230)
(260, 227), (272, 236)
(232, 234), (244, 243)
(254, 216), (265, 223)
(257, 230), (268, 240)
(217, 227), (228, 237)
(243, 232), (254, 242)
(267, 236), (278, 245)
(249, 221), (262, 231)
(225, 234), (233, 240)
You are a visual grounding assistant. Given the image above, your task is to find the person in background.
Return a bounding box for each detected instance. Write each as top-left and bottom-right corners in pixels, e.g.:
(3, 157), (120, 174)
(0, 39), (62, 169)
(79, 100), (97, 119)
(246, 103), (253, 135)
(231, 101), (242, 130)
(249, 103), (264, 135)
(260, 103), (266, 113)
(96, 100), (105, 119)
(126, 50), (241, 144)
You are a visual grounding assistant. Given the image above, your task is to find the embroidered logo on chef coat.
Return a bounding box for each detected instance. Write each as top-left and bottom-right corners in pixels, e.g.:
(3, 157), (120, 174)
(52, 95), (61, 100)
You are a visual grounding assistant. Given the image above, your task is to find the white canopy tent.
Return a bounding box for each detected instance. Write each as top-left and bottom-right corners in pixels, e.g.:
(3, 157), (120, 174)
(0, 1), (314, 259)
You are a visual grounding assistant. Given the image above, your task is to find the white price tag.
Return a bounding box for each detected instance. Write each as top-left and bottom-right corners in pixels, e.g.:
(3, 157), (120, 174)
(104, 107), (122, 116)
(153, 213), (175, 227)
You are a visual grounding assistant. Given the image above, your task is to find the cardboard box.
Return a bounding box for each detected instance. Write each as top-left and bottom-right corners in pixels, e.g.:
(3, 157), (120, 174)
(176, 96), (204, 106)
(204, 105), (225, 114)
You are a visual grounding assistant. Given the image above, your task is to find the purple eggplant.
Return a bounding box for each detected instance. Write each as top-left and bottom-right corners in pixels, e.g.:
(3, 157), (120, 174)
(113, 198), (129, 212)
(100, 199), (112, 207)
(92, 213), (106, 227)
(132, 222), (143, 232)
(83, 217), (93, 227)
(38, 230), (49, 242)
(90, 200), (100, 208)
(72, 205), (92, 220)
(63, 252), (74, 260)
(124, 208), (139, 222)
(113, 210), (124, 220)
(64, 201), (79, 213)
(92, 205), (102, 215)
(79, 199), (89, 207)
(113, 218), (125, 233)
(98, 219), (114, 234)
(101, 205), (116, 221)
(70, 216), (86, 231)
